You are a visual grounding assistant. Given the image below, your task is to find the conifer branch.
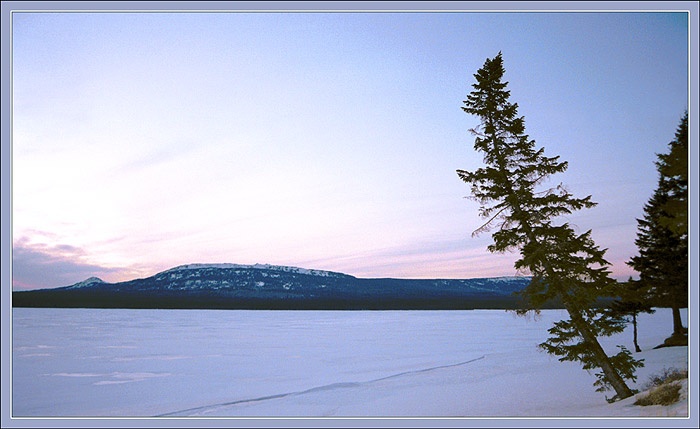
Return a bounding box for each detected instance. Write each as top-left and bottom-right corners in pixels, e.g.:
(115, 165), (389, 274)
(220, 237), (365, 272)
(471, 206), (509, 237)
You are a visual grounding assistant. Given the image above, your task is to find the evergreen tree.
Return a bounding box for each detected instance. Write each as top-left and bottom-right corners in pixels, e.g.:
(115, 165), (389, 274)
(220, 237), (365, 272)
(628, 113), (688, 344)
(609, 278), (655, 353)
(457, 52), (642, 401)
(658, 112), (688, 237)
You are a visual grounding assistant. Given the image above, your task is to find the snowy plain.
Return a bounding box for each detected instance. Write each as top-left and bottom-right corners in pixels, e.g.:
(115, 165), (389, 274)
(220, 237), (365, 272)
(10, 307), (693, 426)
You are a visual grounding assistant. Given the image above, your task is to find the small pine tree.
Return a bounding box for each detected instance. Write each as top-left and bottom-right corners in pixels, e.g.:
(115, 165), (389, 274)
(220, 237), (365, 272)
(457, 52), (643, 400)
(609, 278), (656, 353)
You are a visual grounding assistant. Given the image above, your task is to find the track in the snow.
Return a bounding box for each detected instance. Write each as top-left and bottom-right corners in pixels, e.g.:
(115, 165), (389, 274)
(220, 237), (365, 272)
(157, 355), (486, 417)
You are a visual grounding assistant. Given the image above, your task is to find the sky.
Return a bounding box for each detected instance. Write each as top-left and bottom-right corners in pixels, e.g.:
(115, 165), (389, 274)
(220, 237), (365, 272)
(10, 5), (691, 289)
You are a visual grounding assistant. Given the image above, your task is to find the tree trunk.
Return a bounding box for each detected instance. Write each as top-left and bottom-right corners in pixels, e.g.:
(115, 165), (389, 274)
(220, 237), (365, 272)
(496, 167), (636, 401)
(507, 202), (637, 400)
(672, 306), (686, 335)
(565, 303), (635, 400)
(633, 313), (641, 353)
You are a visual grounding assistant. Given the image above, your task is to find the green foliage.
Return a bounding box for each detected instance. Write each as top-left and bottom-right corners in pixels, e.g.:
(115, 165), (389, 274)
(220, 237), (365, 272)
(611, 278), (655, 310)
(628, 182), (688, 302)
(610, 278), (655, 317)
(458, 52), (641, 400)
(538, 313), (645, 401)
(657, 112), (688, 237)
(597, 346), (643, 400)
(609, 278), (655, 352)
(539, 311), (643, 397)
(458, 53), (594, 247)
(457, 53), (615, 310)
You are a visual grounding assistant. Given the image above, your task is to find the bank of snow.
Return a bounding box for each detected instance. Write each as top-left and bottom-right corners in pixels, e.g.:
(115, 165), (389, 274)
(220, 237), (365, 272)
(156, 310), (690, 419)
(11, 308), (692, 424)
(180, 339), (688, 418)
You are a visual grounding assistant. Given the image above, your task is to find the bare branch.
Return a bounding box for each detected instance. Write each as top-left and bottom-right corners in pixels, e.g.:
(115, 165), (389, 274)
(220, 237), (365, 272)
(472, 206), (508, 237)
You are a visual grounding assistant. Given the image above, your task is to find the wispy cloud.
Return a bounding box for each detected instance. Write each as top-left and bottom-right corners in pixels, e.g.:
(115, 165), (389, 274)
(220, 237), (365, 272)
(12, 238), (130, 290)
(298, 237), (523, 279)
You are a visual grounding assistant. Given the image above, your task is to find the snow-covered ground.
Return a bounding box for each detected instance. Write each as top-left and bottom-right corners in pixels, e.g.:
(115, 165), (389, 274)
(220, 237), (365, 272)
(10, 307), (693, 426)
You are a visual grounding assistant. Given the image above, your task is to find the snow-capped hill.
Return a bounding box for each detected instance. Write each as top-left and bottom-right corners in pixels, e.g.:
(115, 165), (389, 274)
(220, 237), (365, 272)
(14, 265), (534, 310)
(486, 276), (527, 283)
(162, 263), (349, 278)
(66, 277), (105, 289)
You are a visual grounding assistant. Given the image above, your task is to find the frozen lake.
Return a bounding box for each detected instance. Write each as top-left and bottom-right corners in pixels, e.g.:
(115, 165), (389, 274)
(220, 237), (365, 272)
(11, 308), (688, 418)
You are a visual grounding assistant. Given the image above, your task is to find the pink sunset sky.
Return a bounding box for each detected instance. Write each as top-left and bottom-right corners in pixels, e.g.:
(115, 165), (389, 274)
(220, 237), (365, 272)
(10, 5), (691, 290)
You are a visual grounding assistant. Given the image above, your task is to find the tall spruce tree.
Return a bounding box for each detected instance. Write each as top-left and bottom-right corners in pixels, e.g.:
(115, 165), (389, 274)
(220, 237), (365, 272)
(628, 113), (688, 344)
(457, 52), (642, 401)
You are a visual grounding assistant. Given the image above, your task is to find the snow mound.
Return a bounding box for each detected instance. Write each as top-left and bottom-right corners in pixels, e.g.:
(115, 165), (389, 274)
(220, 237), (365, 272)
(605, 378), (688, 417)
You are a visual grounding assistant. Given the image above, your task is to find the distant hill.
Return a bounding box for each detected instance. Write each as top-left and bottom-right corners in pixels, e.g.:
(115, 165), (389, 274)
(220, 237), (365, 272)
(12, 263), (541, 310)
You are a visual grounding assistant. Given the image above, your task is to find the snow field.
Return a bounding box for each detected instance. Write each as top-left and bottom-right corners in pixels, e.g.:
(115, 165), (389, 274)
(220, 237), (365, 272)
(11, 308), (690, 419)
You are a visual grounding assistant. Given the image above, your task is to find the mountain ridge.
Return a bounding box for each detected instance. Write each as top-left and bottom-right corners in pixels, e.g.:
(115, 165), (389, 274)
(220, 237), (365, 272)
(13, 263), (538, 310)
